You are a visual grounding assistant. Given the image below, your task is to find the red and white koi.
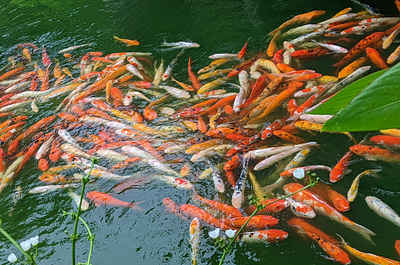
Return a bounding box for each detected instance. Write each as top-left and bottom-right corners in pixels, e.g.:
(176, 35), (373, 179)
(162, 49), (185, 81)
(283, 182), (376, 241)
(237, 229), (288, 243)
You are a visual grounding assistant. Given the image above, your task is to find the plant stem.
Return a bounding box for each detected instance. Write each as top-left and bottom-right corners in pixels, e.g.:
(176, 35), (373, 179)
(78, 216), (94, 265)
(218, 178), (319, 265)
(0, 227), (36, 264)
(71, 161), (95, 265)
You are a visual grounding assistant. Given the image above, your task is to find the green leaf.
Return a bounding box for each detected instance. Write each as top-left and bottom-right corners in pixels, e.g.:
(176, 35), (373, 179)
(310, 69), (388, 115)
(321, 63), (400, 132)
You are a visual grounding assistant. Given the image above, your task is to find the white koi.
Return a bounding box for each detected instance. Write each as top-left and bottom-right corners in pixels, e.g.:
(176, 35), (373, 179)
(29, 184), (80, 194)
(162, 49), (185, 81)
(68, 190), (90, 212)
(365, 196), (400, 228)
(148, 159), (180, 177)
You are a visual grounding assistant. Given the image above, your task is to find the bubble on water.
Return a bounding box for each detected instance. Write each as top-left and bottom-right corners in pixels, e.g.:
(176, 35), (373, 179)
(293, 168), (305, 179)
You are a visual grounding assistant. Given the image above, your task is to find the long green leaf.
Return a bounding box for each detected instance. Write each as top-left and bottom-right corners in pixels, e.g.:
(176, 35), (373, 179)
(321, 63), (400, 132)
(310, 69), (387, 115)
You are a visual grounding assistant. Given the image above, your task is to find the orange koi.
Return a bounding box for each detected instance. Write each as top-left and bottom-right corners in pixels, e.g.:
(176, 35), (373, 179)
(272, 49), (284, 64)
(37, 157), (49, 171)
(8, 116), (56, 156)
(245, 198), (289, 215)
(396, 240), (400, 257)
(330, 151), (353, 183)
(192, 191), (242, 218)
(267, 31), (280, 57)
(227, 54), (259, 77)
(197, 116), (207, 133)
(188, 57), (202, 90)
(0, 66), (25, 82)
(370, 135), (400, 149)
(366, 47), (389, 69)
(350, 144), (400, 162)
(113, 36), (140, 46)
(0, 130), (16, 147)
(269, 10), (326, 35)
(91, 56), (116, 64)
(239, 75), (267, 108)
(277, 63), (296, 73)
(57, 113), (78, 123)
(308, 180), (351, 212)
(39, 173), (71, 183)
(338, 56), (368, 78)
(283, 182), (375, 241)
(333, 31), (385, 70)
(287, 98), (298, 117)
(224, 153), (242, 171)
(288, 218), (351, 265)
(87, 191), (143, 210)
(71, 106), (86, 117)
(110, 157), (141, 170)
(222, 215), (279, 229)
(110, 86), (124, 107)
(198, 95), (236, 115)
(339, 235), (400, 265)
(247, 81), (303, 123)
(42, 47), (51, 66)
(238, 41), (248, 59)
(273, 130), (305, 144)
(163, 198), (234, 230)
(206, 127), (248, 138)
(290, 47), (330, 59)
(49, 138), (62, 163)
(16, 134), (46, 173)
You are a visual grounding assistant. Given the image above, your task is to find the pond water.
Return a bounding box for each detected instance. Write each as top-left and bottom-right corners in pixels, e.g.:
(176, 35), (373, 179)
(1, 0), (400, 264)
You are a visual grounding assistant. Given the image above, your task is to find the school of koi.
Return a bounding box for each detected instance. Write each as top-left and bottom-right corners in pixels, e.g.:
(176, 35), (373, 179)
(2, 2), (400, 264)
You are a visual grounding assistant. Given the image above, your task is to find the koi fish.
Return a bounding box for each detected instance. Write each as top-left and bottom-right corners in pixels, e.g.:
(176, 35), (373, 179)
(232, 158), (249, 209)
(366, 196), (400, 228)
(338, 235), (400, 265)
(161, 41), (200, 49)
(221, 215), (279, 230)
(29, 184), (80, 194)
(387, 45), (400, 64)
(58, 43), (93, 53)
(192, 191), (242, 218)
(288, 218), (351, 265)
(86, 191), (143, 211)
(350, 144), (400, 163)
(330, 151), (354, 183)
(190, 218), (201, 265)
(283, 182), (376, 241)
(269, 10), (326, 35)
(370, 135), (400, 149)
(333, 31), (385, 70)
(285, 197), (316, 218)
(237, 229), (288, 243)
(347, 169), (380, 202)
(163, 198), (233, 230)
(308, 181), (351, 212)
(113, 36), (140, 46)
(366, 47), (389, 69)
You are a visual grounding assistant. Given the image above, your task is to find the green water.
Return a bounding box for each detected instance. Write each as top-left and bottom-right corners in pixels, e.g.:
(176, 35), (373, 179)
(1, 0), (400, 264)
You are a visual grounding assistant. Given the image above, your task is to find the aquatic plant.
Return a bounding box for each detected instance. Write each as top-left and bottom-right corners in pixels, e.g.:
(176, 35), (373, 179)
(311, 62), (400, 132)
(64, 158), (97, 265)
(0, 159), (97, 265)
